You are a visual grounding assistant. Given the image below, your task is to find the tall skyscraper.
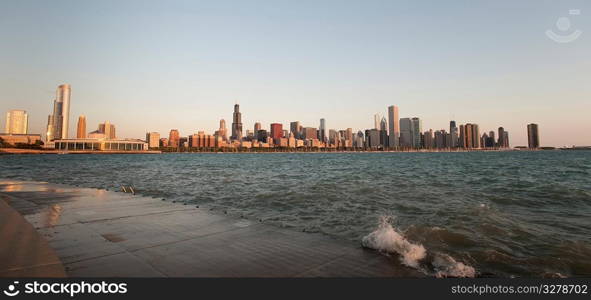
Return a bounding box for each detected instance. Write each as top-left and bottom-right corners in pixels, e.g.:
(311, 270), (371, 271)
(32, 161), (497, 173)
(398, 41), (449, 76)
(387, 105), (399, 147)
(527, 123), (540, 149)
(5, 110), (28, 134)
(464, 124), (473, 148)
(399, 118), (413, 147)
(450, 121), (458, 148)
(231, 104), (243, 140)
(169, 129), (180, 148)
(76, 115), (86, 138)
(46, 84), (71, 141)
(319, 118), (326, 143)
(411, 117), (422, 148)
(270, 123), (283, 141)
(303, 127), (317, 140)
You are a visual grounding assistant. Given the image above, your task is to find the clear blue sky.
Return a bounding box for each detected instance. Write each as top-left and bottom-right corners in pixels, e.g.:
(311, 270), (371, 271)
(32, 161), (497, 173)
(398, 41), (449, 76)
(1, 0), (590, 147)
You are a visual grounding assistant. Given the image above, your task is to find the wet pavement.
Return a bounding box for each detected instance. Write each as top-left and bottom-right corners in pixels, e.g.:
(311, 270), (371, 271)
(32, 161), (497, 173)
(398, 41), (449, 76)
(0, 180), (421, 277)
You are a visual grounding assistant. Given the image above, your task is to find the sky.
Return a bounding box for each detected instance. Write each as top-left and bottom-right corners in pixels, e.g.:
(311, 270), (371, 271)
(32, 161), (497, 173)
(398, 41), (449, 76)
(1, 0), (590, 147)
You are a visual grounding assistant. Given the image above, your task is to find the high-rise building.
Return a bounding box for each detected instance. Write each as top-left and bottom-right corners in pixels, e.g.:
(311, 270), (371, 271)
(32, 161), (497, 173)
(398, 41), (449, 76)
(399, 118), (413, 148)
(231, 104), (243, 140)
(98, 121), (116, 139)
(270, 123), (283, 142)
(146, 132), (160, 148)
(303, 127), (317, 140)
(527, 123), (540, 149)
(411, 117), (422, 148)
(289, 121), (302, 139)
(503, 131), (510, 148)
(387, 105), (399, 147)
(46, 84), (71, 141)
(424, 130), (434, 149)
(345, 128), (353, 143)
(218, 119), (227, 141)
(76, 115), (86, 138)
(450, 121), (458, 148)
(464, 124), (473, 148)
(319, 119), (326, 143)
(169, 129), (180, 148)
(5, 110), (28, 134)
(498, 127), (506, 148)
(374, 114), (381, 130)
(471, 124), (480, 148)
(380, 117), (388, 147)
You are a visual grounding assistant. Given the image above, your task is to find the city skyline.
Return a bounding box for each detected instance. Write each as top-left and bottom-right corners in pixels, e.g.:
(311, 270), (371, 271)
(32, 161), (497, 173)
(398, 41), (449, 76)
(1, 1), (590, 147)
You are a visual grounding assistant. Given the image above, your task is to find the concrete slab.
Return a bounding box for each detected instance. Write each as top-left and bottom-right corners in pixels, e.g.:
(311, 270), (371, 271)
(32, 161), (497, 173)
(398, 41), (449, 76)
(0, 180), (423, 277)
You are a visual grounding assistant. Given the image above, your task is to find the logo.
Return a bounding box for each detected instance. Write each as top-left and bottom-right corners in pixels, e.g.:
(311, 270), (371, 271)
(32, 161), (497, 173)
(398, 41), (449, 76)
(3, 281), (20, 297)
(546, 9), (582, 43)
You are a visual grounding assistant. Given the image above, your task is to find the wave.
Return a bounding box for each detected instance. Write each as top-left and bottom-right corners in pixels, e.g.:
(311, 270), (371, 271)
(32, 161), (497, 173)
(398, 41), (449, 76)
(362, 216), (476, 277)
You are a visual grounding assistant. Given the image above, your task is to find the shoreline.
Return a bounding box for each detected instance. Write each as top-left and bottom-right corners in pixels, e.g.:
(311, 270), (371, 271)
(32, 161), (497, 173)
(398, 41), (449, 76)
(0, 147), (566, 155)
(0, 180), (423, 277)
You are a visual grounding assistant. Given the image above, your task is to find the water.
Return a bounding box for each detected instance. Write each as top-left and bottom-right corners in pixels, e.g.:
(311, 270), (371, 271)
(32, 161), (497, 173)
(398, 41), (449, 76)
(1, 151), (590, 277)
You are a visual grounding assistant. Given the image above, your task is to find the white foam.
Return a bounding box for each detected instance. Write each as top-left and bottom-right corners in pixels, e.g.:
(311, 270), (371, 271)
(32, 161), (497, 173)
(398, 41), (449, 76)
(432, 253), (476, 278)
(361, 216), (426, 268)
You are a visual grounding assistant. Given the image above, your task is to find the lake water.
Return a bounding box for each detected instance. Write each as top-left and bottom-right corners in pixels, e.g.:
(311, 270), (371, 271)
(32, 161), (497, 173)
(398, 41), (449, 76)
(1, 151), (590, 277)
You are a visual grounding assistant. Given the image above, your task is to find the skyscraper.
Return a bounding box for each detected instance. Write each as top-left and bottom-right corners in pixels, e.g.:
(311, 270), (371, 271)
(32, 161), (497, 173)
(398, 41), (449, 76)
(498, 127), (506, 148)
(218, 119), (227, 141)
(450, 121), (458, 148)
(231, 104), (243, 140)
(270, 123), (283, 142)
(46, 84), (71, 141)
(169, 129), (180, 148)
(319, 118), (326, 143)
(303, 127), (317, 140)
(399, 118), (413, 148)
(374, 114), (380, 130)
(76, 115), (86, 138)
(290, 121), (301, 139)
(380, 117), (388, 147)
(471, 124), (480, 148)
(5, 110), (28, 134)
(411, 117), (422, 148)
(527, 123), (540, 149)
(387, 105), (399, 147)
(146, 132), (160, 148)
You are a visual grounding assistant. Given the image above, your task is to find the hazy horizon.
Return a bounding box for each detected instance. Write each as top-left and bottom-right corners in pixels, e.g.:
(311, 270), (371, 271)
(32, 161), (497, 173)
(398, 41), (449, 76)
(1, 0), (590, 147)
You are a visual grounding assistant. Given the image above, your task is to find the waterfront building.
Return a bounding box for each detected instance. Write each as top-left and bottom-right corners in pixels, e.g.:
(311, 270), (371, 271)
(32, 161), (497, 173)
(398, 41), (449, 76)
(270, 123), (283, 143)
(76, 115), (86, 138)
(365, 129), (380, 148)
(387, 105), (399, 148)
(328, 129), (338, 145)
(54, 138), (148, 151)
(527, 123), (540, 149)
(46, 84), (71, 141)
(231, 104), (243, 140)
(319, 119), (326, 143)
(98, 121), (116, 139)
(503, 131), (510, 148)
(0, 133), (41, 146)
(374, 114), (380, 130)
(498, 127), (506, 148)
(399, 118), (413, 148)
(145, 132), (160, 148)
(345, 128), (353, 144)
(411, 117), (422, 148)
(257, 129), (269, 143)
(5, 110), (28, 134)
(290, 121), (302, 139)
(464, 124), (473, 148)
(168, 129), (180, 148)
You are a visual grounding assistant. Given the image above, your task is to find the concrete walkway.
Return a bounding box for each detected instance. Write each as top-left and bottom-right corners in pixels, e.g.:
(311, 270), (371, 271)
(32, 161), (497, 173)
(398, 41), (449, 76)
(0, 180), (421, 277)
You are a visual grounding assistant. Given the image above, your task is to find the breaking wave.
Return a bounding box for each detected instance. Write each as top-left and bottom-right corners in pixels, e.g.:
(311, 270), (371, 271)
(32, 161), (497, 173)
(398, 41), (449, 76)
(362, 216), (476, 277)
